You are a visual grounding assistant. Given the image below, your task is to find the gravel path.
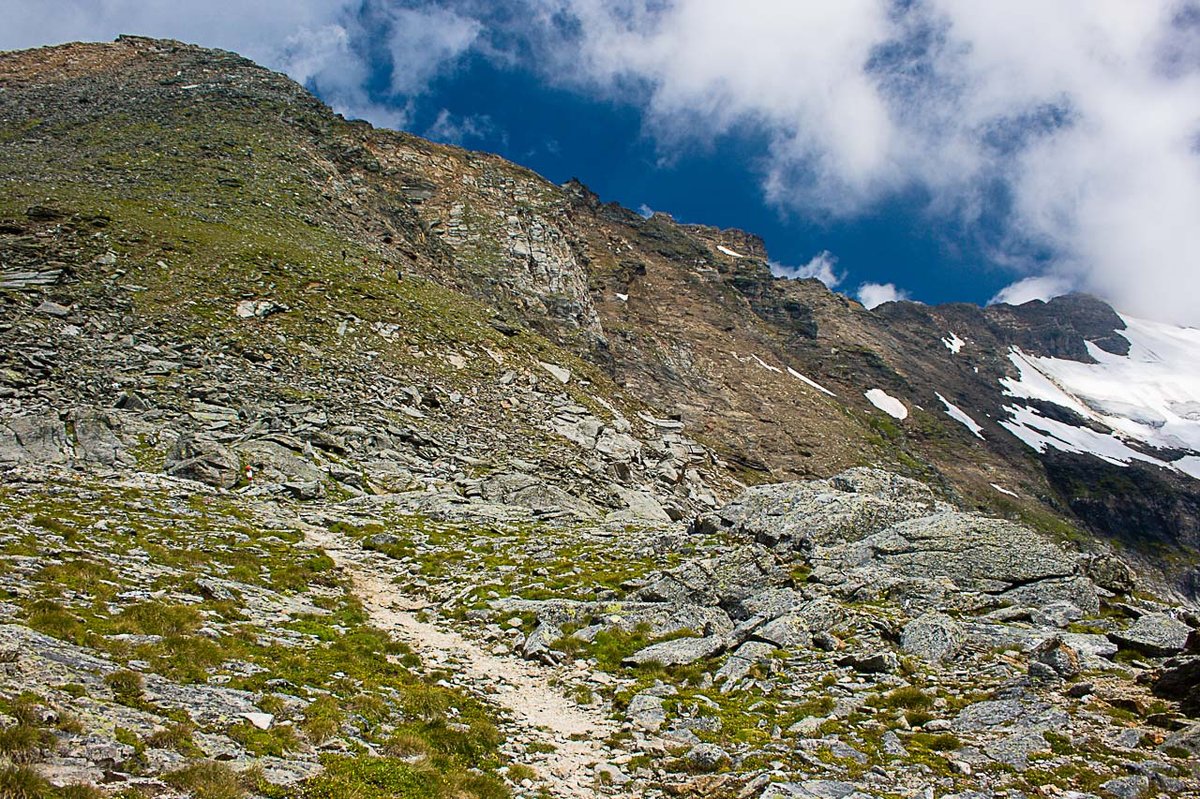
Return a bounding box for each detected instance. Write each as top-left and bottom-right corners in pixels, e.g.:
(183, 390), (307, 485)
(305, 524), (630, 798)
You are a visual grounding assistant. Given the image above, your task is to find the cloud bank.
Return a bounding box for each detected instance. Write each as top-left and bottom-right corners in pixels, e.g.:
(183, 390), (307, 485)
(857, 282), (911, 310)
(771, 251), (843, 288)
(4, 0), (1199, 323)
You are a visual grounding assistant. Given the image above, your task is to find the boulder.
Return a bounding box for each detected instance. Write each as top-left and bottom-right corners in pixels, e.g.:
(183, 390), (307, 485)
(714, 640), (777, 690)
(709, 468), (944, 550)
(164, 434), (240, 488)
(623, 635), (725, 667)
(0, 413), (70, 464)
(823, 511), (1099, 613)
(837, 651), (898, 674)
(626, 692), (666, 732)
(684, 742), (731, 772)
(69, 408), (127, 466)
(1101, 775), (1149, 799)
(761, 780), (873, 799)
(1030, 636), (1082, 679)
(901, 612), (963, 663)
(1111, 613), (1191, 657)
(1149, 656), (1200, 717)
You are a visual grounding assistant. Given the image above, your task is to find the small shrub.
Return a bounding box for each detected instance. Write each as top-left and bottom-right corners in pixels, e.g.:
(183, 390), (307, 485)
(383, 732), (431, 761)
(104, 669), (145, 703)
(401, 684), (451, 723)
(300, 695), (343, 744)
(163, 760), (246, 799)
(146, 722), (201, 755)
(881, 686), (932, 710)
(911, 732), (961, 751)
(0, 765), (51, 799)
(905, 709), (935, 727)
(505, 763), (536, 783)
(26, 599), (83, 642)
(288, 755), (435, 799)
(0, 724), (48, 764)
(115, 601), (202, 637)
(31, 515), (73, 537)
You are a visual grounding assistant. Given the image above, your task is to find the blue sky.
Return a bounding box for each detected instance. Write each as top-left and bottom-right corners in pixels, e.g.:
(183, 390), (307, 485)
(400, 51), (1016, 307)
(3, 1), (1199, 321)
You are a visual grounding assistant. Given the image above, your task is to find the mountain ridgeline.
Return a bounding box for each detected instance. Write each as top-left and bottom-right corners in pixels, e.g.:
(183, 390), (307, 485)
(2, 36), (1200, 799)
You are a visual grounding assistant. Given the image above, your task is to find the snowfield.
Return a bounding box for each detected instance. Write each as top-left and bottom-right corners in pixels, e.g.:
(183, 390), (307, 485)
(999, 314), (1200, 479)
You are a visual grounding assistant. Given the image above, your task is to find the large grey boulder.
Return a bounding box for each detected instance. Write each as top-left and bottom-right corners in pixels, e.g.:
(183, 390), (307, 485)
(479, 472), (600, 520)
(1110, 613), (1191, 657)
(1030, 636), (1082, 679)
(69, 408), (127, 465)
(235, 439), (324, 484)
(626, 691), (666, 732)
(753, 597), (844, 649)
(901, 612), (963, 663)
(0, 413), (71, 464)
(634, 545), (787, 607)
(623, 635), (725, 667)
(704, 468), (944, 550)
(715, 640), (777, 689)
(761, 781), (877, 799)
(165, 434), (241, 488)
(823, 511), (1099, 612)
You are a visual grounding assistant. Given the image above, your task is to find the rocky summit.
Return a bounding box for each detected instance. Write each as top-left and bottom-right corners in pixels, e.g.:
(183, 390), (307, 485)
(0, 35), (1199, 799)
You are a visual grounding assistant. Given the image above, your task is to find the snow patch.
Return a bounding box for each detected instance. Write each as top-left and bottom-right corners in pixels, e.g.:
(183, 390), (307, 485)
(1175, 456), (1200, 480)
(942, 332), (965, 354)
(999, 405), (1167, 469)
(865, 389), (908, 420)
(990, 483), (1019, 498)
(787, 367), (836, 397)
(717, 245), (745, 259)
(936, 392), (984, 439)
(615, 293), (628, 302)
(751, 354), (782, 373)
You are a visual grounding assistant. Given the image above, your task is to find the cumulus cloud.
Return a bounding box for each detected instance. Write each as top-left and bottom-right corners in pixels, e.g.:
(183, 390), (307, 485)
(771, 250), (843, 288)
(857, 282), (910, 310)
(424, 109), (499, 145)
(514, 0), (1200, 323)
(989, 275), (1075, 307)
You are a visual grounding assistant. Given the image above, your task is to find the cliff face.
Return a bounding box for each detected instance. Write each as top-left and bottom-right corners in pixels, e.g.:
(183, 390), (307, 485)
(2, 37), (1200, 799)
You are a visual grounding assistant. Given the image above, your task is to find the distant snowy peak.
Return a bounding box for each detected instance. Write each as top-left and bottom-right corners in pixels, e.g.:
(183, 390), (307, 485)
(999, 313), (1200, 478)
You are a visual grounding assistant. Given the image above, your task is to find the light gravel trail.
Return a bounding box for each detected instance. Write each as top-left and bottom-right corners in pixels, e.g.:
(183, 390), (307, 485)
(303, 523), (631, 799)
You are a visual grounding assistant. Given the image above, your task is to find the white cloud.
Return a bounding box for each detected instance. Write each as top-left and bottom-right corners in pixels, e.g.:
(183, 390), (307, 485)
(857, 282), (910, 309)
(989, 275), (1074, 307)
(517, 0), (1200, 324)
(771, 250), (843, 288)
(384, 6), (481, 96)
(424, 109), (498, 145)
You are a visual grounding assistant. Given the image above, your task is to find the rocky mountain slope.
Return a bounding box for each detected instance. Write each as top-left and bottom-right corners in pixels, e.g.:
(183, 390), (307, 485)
(0, 36), (1198, 799)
